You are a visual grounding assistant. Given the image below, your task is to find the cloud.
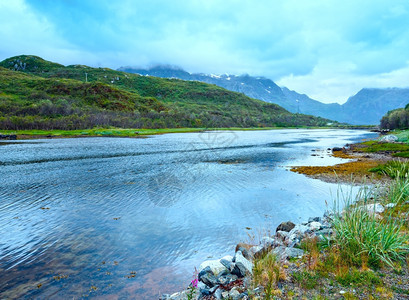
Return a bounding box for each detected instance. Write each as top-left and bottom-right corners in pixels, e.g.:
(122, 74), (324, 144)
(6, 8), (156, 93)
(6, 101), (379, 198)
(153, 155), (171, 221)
(1, 0), (409, 102)
(277, 61), (409, 104)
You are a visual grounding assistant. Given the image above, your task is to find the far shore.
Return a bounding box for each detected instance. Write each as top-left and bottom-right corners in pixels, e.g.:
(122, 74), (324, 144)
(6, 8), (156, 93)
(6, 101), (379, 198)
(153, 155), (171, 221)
(0, 125), (376, 140)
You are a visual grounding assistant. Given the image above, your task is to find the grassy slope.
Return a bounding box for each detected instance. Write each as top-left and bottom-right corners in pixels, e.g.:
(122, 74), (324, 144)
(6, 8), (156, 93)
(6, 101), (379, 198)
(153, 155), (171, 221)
(0, 55), (333, 130)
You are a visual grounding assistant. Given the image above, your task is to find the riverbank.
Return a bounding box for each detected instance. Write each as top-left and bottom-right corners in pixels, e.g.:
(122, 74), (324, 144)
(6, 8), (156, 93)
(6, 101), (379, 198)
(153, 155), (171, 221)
(0, 125), (375, 139)
(162, 133), (409, 299)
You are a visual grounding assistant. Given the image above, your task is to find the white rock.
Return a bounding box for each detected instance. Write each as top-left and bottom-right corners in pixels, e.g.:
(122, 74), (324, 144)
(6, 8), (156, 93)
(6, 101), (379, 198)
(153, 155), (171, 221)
(308, 221), (322, 231)
(220, 255), (234, 262)
(385, 203), (397, 209)
(276, 230), (289, 241)
(249, 245), (263, 256)
(234, 251), (253, 275)
(229, 288), (240, 298)
(379, 135), (398, 142)
(199, 260), (227, 276)
(363, 203), (384, 214)
(261, 236), (275, 246)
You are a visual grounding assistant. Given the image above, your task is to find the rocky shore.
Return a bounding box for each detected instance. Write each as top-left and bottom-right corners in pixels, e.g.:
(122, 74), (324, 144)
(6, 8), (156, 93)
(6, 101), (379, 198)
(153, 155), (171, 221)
(160, 215), (334, 300)
(161, 137), (409, 299)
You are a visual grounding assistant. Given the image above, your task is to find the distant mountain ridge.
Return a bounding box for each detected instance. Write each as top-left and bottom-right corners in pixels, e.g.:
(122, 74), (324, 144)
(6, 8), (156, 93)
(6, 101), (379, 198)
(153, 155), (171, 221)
(119, 66), (409, 125)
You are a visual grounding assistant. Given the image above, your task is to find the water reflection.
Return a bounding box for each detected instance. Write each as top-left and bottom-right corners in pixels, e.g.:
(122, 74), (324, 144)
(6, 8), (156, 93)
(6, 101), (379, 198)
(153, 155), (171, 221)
(0, 129), (377, 298)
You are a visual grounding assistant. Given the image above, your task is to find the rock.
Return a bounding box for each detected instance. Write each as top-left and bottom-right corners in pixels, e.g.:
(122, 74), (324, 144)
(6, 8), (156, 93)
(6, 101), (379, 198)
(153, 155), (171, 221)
(220, 255), (234, 262)
(261, 236), (275, 247)
(229, 288), (241, 299)
(235, 243), (252, 260)
(219, 258), (235, 272)
(199, 259), (228, 276)
(214, 288), (223, 299)
(198, 267), (218, 288)
(276, 230), (289, 241)
(222, 291), (229, 299)
(217, 272), (238, 285)
(273, 246), (304, 260)
(232, 251), (253, 277)
(308, 221), (322, 231)
(385, 203), (397, 209)
(200, 287), (211, 296)
(286, 224), (310, 245)
(332, 147), (343, 151)
(308, 216), (322, 223)
(276, 221), (295, 232)
(249, 245), (263, 257)
(362, 203), (384, 214)
(379, 135), (398, 143)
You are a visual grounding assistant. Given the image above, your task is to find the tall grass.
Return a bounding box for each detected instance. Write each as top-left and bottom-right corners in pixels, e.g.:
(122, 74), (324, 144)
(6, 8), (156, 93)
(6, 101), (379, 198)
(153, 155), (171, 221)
(252, 253), (285, 299)
(369, 160), (409, 179)
(331, 184), (409, 268)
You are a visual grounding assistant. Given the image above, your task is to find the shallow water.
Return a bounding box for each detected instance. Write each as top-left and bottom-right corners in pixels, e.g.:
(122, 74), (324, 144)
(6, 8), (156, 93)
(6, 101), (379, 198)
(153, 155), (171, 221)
(0, 129), (376, 298)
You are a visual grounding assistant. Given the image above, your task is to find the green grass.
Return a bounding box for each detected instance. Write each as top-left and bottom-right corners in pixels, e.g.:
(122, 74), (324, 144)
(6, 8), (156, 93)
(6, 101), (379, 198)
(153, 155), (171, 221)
(335, 269), (382, 287)
(292, 270), (321, 289)
(360, 141), (409, 153)
(330, 185), (409, 268)
(0, 127), (210, 137)
(0, 55), (335, 131)
(369, 160), (409, 178)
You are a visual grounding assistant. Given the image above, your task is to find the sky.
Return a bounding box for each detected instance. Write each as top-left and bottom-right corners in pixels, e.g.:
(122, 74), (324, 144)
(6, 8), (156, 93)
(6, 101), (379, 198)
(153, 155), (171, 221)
(1, 0), (409, 104)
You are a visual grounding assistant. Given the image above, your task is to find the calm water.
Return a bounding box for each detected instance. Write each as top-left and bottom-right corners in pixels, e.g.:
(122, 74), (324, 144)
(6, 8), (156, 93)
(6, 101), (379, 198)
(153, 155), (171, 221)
(0, 129), (376, 298)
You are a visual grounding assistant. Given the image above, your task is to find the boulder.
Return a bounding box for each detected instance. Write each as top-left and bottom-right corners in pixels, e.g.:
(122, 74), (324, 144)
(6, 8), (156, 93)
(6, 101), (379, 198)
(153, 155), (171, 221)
(199, 260), (227, 276)
(199, 272), (218, 288)
(229, 288), (241, 299)
(276, 221), (295, 232)
(287, 224), (310, 244)
(273, 246), (304, 260)
(260, 236), (275, 247)
(232, 251), (253, 277)
(198, 266), (218, 287)
(362, 203), (384, 214)
(379, 135), (398, 143)
(308, 216), (322, 223)
(217, 272), (238, 285)
(219, 258), (235, 272)
(235, 243), (252, 260)
(308, 221), (322, 231)
(276, 230), (289, 242)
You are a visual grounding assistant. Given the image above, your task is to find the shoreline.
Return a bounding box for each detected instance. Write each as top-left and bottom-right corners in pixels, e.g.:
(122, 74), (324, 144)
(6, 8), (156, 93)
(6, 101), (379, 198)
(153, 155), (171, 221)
(0, 126), (375, 140)
(162, 135), (409, 299)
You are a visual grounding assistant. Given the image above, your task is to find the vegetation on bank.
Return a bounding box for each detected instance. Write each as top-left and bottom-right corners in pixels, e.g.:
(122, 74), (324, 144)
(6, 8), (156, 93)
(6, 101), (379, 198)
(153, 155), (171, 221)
(253, 162), (409, 299)
(250, 132), (409, 299)
(380, 104), (409, 130)
(0, 55), (335, 130)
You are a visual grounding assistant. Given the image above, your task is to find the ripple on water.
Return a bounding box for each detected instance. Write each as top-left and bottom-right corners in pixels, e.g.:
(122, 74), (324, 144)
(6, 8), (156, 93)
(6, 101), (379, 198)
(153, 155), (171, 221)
(0, 130), (377, 298)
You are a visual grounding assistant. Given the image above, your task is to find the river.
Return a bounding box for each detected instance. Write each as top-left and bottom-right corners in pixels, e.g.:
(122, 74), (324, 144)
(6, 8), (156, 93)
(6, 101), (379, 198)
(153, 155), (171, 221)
(0, 129), (377, 298)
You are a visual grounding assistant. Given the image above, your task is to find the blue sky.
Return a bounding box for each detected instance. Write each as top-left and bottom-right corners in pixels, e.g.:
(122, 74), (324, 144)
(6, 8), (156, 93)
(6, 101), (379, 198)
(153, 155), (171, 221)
(1, 0), (409, 103)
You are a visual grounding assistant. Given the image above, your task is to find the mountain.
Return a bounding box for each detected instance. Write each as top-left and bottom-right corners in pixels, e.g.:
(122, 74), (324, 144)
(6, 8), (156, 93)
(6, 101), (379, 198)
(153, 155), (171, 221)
(0, 55), (332, 130)
(342, 88), (409, 125)
(119, 66), (291, 109)
(119, 65), (409, 125)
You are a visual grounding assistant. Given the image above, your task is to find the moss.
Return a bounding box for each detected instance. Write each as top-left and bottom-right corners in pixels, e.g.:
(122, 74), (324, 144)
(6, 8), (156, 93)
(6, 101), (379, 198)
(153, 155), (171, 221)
(291, 160), (383, 180)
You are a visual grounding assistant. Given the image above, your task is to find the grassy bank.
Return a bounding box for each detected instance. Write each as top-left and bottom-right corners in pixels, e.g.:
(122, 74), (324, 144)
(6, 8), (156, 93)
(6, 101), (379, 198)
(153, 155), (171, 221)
(253, 166), (409, 299)
(253, 132), (409, 299)
(0, 126), (364, 139)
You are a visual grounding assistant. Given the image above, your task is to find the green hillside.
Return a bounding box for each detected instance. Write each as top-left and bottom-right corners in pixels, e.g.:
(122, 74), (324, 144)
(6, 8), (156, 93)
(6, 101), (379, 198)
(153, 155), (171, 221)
(0, 55), (333, 130)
